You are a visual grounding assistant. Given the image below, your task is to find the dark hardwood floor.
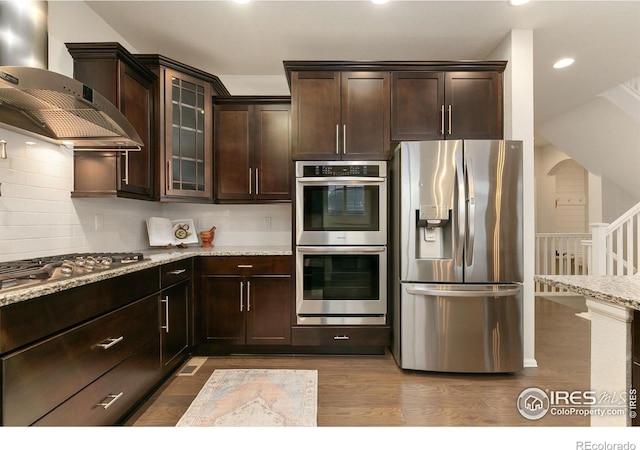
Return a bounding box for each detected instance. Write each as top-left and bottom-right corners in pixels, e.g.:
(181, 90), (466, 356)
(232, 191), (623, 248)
(126, 297), (590, 427)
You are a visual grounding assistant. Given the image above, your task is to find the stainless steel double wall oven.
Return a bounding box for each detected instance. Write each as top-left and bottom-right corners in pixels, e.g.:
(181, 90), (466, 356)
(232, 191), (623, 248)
(295, 161), (388, 325)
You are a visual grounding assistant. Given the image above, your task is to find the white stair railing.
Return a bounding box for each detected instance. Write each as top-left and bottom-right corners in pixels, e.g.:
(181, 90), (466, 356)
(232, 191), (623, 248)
(535, 233), (591, 293)
(589, 201), (640, 276)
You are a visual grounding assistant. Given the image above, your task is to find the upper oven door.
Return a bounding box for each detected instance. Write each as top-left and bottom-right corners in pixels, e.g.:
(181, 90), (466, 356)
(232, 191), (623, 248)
(295, 163), (387, 246)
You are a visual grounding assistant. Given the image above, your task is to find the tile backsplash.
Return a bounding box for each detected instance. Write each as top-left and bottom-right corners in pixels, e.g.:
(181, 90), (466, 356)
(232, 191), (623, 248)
(0, 127), (291, 262)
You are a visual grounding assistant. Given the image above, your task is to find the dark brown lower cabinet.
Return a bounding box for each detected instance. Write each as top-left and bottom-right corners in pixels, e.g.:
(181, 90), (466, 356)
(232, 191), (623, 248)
(159, 259), (193, 374)
(196, 256), (292, 351)
(0, 261), (196, 426)
(633, 310), (640, 426)
(2, 294), (159, 426)
(291, 326), (389, 355)
(33, 338), (160, 426)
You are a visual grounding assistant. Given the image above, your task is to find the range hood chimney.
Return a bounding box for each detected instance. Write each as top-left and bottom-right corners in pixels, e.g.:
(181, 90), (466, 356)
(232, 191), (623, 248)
(0, 66), (143, 149)
(0, 1), (142, 149)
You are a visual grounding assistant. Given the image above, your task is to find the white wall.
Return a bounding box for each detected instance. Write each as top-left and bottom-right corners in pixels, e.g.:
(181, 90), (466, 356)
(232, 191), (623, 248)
(0, 1), (291, 263)
(537, 97), (640, 209)
(488, 29), (536, 368)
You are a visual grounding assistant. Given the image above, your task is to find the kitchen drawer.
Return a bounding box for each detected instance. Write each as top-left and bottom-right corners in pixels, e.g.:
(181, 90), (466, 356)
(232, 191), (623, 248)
(161, 258), (193, 288)
(33, 338), (160, 426)
(2, 294), (157, 426)
(198, 256), (292, 276)
(292, 326), (390, 347)
(0, 267), (159, 355)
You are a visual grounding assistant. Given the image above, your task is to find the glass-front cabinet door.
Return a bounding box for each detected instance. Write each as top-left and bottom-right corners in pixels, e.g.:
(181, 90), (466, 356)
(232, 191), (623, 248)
(164, 68), (212, 199)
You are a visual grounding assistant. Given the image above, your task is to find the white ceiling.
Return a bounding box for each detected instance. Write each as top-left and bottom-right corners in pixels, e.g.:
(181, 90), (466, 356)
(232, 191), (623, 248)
(84, 0), (640, 127)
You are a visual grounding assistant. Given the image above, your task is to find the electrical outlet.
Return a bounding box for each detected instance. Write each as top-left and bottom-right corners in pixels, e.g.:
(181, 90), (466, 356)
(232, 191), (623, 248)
(94, 214), (104, 231)
(263, 217), (271, 229)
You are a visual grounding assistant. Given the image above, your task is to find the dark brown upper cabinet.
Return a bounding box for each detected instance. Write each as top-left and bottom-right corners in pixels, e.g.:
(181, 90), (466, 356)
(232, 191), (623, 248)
(66, 42), (156, 200)
(287, 67), (391, 160)
(213, 97), (291, 203)
(137, 54), (228, 202)
(391, 68), (504, 141)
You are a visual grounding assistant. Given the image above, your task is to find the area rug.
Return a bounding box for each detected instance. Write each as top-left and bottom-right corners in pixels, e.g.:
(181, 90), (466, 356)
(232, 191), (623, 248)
(176, 369), (318, 427)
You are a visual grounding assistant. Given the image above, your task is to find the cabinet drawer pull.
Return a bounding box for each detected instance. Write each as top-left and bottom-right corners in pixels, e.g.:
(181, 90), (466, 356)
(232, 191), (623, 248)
(447, 104), (452, 135)
(249, 167), (253, 195)
(167, 269), (186, 275)
(240, 281), (244, 312)
(237, 264), (253, 268)
(335, 124), (339, 154)
(440, 104), (445, 135)
(96, 392), (124, 410)
(333, 335), (350, 340)
(97, 336), (124, 350)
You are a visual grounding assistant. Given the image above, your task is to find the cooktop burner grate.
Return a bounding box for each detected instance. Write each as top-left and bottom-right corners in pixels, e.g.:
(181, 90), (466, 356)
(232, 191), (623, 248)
(0, 252), (146, 290)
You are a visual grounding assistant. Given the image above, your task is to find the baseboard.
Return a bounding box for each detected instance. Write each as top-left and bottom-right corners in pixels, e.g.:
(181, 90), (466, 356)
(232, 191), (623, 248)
(523, 358), (538, 368)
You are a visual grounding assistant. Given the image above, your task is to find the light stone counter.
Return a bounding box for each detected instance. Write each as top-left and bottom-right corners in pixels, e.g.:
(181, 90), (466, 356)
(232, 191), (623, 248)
(535, 274), (639, 427)
(534, 274), (640, 311)
(0, 246), (291, 307)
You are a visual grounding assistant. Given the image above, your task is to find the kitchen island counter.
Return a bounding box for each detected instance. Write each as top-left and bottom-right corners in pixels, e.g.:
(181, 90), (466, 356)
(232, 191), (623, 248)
(0, 246), (291, 307)
(536, 274), (639, 427)
(534, 274), (640, 311)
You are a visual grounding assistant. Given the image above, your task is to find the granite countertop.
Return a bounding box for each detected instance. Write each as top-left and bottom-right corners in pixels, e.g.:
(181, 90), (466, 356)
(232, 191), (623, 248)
(0, 246), (292, 307)
(535, 274), (640, 311)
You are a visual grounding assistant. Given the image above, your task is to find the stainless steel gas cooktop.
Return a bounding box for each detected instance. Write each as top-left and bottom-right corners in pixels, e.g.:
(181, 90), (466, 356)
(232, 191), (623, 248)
(0, 252), (145, 292)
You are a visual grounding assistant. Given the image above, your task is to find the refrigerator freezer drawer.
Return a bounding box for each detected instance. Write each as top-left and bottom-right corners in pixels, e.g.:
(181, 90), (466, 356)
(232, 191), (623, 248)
(400, 283), (523, 373)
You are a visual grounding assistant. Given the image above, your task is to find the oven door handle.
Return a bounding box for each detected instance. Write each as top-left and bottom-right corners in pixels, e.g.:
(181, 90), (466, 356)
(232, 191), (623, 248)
(296, 246), (386, 253)
(297, 177), (386, 184)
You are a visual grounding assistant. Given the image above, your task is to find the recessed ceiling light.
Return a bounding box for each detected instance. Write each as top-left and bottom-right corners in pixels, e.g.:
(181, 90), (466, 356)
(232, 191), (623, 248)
(553, 58), (575, 69)
(509, 0), (531, 5)
(232, 0), (250, 4)
(372, 0), (390, 4)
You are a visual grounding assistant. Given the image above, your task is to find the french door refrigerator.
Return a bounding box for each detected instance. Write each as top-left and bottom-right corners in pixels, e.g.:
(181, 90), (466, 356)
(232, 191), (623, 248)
(390, 140), (523, 373)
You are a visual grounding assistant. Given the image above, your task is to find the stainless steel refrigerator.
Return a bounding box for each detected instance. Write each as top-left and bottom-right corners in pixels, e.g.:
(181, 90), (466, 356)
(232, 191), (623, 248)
(390, 140), (523, 373)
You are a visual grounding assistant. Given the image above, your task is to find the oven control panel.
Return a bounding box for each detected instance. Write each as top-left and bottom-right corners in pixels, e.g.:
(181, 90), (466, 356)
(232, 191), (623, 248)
(301, 164), (380, 177)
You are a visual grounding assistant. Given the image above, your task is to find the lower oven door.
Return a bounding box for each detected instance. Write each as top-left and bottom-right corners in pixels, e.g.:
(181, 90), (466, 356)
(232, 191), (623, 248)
(296, 246), (387, 325)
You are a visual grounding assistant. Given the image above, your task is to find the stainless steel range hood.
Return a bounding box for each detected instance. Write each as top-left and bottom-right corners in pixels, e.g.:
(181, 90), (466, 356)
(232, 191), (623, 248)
(0, 66), (143, 149)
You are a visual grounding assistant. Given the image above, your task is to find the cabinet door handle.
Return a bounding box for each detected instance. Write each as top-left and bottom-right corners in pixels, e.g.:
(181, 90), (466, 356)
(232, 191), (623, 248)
(335, 124), (339, 155)
(96, 336), (124, 350)
(255, 168), (259, 195)
(161, 295), (170, 332)
(440, 105), (445, 136)
(237, 264), (253, 268)
(333, 335), (350, 340)
(96, 392), (124, 410)
(122, 151), (129, 185)
(168, 269), (186, 275)
(249, 168), (253, 194)
(247, 280), (251, 312)
(342, 124), (347, 154)
(240, 281), (244, 312)
(448, 104), (452, 135)
(166, 161), (171, 192)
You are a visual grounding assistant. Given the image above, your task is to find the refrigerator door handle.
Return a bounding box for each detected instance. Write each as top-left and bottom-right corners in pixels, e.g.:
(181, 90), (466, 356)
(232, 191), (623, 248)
(465, 154), (476, 266)
(405, 286), (521, 297)
(455, 150), (465, 265)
